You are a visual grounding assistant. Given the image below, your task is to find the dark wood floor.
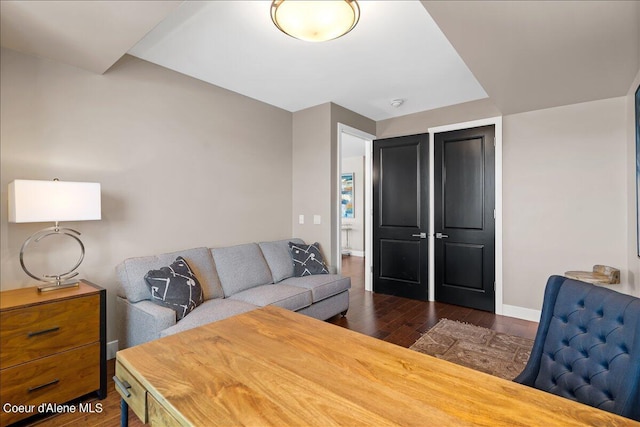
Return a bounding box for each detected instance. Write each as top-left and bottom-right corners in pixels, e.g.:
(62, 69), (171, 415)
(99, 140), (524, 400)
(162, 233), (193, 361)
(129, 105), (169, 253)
(333, 256), (538, 347)
(26, 255), (538, 427)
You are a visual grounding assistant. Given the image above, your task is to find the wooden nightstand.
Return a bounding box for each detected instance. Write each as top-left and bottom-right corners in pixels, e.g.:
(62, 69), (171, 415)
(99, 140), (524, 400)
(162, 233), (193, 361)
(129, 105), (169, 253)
(0, 280), (106, 425)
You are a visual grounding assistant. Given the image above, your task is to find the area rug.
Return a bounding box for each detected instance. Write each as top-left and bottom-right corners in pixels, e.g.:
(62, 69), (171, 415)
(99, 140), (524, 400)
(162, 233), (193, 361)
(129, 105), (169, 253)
(409, 319), (534, 380)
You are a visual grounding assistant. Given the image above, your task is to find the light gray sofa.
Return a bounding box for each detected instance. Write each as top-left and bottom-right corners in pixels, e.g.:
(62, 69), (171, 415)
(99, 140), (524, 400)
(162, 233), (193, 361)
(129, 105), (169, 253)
(115, 239), (350, 348)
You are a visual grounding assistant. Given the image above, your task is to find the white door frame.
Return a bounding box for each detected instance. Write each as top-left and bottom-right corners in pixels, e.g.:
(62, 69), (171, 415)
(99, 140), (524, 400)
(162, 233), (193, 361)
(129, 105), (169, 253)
(428, 116), (503, 314)
(336, 123), (376, 291)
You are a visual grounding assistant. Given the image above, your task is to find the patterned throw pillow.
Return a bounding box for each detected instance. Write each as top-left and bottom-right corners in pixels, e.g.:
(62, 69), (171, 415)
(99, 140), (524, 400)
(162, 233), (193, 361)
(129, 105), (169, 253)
(288, 242), (329, 276)
(144, 257), (204, 321)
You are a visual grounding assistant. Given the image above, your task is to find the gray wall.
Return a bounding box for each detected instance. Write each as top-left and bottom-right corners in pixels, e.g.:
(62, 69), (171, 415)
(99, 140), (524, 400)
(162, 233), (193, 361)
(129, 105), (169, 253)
(377, 98), (501, 139)
(291, 103), (375, 268)
(1, 44), (636, 339)
(292, 103), (332, 262)
(503, 97), (631, 307)
(0, 48), (294, 342)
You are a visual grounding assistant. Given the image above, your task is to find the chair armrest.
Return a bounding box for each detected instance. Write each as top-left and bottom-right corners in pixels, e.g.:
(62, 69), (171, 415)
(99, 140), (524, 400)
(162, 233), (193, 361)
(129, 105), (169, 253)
(513, 275), (568, 386)
(513, 361), (539, 386)
(116, 297), (176, 349)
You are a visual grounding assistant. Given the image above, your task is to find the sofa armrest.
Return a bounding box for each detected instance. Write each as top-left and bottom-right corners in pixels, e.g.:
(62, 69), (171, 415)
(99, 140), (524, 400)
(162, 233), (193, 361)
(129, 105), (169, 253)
(116, 297), (176, 349)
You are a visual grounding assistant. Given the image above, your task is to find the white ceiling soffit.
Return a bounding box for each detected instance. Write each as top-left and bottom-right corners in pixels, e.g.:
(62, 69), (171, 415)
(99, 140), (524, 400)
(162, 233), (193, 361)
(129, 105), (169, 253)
(128, 1), (488, 121)
(0, 1), (182, 74)
(422, 0), (640, 115)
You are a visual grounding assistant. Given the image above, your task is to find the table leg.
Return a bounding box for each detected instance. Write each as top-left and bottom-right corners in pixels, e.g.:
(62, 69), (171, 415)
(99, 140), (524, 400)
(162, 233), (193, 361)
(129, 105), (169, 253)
(120, 398), (129, 427)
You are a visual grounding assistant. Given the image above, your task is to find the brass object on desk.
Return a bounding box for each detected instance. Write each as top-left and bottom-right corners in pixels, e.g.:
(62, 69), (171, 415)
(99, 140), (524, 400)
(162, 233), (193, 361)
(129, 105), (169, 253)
(564, 265), (620, 285)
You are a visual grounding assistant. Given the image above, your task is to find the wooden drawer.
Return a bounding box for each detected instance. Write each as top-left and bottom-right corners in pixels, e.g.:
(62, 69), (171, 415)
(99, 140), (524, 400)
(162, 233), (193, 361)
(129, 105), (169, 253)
(0, 342), (100, 426)
(115, 361), (148, 424)
(148, 393), (181, 427)
(0, 294), (100, 369)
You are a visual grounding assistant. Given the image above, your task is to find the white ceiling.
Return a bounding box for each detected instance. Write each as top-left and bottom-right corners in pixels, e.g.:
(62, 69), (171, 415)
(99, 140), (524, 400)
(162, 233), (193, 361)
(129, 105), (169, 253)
(127, 1), (487, 121)
(1, 1), (638, 121)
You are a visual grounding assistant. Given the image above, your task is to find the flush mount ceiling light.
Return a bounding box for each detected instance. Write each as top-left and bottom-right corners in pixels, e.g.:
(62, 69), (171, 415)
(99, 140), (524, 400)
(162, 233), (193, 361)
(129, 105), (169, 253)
(271, 0), (360, 42)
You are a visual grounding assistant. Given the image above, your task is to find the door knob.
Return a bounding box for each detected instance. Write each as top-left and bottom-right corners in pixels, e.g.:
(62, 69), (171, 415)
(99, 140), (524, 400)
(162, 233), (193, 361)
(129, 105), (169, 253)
(412, 232), (427, 239)
(435, 232), (449, 239)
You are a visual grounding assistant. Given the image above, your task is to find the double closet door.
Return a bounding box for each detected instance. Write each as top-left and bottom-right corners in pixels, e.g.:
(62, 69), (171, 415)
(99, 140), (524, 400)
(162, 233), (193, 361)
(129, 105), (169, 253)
(372, 126), (495, 312)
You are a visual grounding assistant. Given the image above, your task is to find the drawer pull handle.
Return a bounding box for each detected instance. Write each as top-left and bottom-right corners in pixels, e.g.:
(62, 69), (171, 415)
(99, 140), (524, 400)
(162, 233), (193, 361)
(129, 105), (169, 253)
(28, 326), (60, 337)
(113, 376), (132, 398)
(28, 379), (59, 392)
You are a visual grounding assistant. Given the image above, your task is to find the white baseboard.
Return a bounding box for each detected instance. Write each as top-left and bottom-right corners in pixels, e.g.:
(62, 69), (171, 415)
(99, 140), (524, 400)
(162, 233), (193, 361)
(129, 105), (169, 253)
(501, 305), (541, 323)
(107, 340), (119, 360)
(342, 250), (364, 257)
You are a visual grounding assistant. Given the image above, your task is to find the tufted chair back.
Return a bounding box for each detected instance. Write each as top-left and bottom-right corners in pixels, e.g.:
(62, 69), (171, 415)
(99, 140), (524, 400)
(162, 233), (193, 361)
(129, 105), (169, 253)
(514, 276), (640, 420)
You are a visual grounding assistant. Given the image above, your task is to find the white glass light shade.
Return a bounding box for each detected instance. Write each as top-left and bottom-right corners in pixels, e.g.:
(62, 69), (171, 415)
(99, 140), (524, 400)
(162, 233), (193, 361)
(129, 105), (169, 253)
(8, 180), (101, 223)
(271, 0), (360, 42)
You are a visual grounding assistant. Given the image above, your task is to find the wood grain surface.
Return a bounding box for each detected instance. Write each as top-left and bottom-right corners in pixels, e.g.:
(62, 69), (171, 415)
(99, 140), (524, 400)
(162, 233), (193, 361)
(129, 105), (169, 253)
(147, 393), (181, 427)
(1, 343), (100, 425)
(117, 306), (637, 426)
(0, 281), (100, 311)
(115, 361), (148, 423)
(0, 280), (105, 425)
(1, 294), (100, 369)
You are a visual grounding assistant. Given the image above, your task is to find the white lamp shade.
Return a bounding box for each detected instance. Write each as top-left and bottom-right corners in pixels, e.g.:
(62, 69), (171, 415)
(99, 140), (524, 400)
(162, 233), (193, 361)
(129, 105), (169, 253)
(8, 179), (101, 223)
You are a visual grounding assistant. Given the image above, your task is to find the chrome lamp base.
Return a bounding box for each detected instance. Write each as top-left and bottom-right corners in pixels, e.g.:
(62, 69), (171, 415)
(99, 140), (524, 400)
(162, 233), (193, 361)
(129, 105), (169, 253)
(20, 222), (85, 293)
(37, 281), (80, 292)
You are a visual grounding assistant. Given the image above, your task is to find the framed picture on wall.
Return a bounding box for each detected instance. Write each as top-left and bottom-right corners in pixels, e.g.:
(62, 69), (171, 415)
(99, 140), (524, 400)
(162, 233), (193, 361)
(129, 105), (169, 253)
(341, 173), (354, 219)
(636, 85), (640, 257)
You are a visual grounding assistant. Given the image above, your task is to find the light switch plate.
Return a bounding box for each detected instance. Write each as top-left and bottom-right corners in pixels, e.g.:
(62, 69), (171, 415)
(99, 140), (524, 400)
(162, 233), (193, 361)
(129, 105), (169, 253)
(298, 214), (304, 224)
(313, 215), (321, 225)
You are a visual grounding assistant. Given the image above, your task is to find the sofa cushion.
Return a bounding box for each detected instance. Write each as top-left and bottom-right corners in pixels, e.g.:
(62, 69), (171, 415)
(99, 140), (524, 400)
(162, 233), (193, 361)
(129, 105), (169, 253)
(116, 247), (224, 303)
(297, 290), (350, 321)
(160, 299), (257, 338)
(144, 257), (204, 321)
(211, 243), (273, 297)
(288, 242), (329, 276)
(229, 284), (312, 311)
(280, 274), (351, 303)
(259, 238), (305, 283)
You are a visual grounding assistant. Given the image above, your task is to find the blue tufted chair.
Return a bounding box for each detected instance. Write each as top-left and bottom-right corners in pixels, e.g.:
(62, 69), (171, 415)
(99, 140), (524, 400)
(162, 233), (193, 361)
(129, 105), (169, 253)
(514, 275), (640, 420)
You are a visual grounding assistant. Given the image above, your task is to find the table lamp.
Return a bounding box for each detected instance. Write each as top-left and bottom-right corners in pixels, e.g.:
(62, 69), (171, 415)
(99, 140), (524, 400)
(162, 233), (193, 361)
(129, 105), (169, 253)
(8, 179), (101, 292)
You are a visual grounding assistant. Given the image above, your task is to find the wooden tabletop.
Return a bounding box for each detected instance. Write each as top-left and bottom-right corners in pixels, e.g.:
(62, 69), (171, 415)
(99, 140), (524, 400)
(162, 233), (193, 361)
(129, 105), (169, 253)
(117, 306), (637, 426)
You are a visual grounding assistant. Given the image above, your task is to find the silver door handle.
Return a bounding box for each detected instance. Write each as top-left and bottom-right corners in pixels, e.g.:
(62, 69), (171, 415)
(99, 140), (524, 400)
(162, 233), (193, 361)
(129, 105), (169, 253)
(435, 232), (449, 239)
(412, 233), (427, 239)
